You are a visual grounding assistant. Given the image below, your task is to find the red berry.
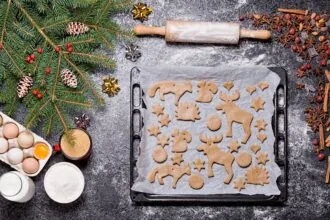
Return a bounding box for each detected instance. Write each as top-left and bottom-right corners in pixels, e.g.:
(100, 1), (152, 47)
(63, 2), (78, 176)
(295, 37), (300, 43)
(53, 144), (61, 152)
(301, 44), (307, 51)
(30, 54), (35, 59)
(37, 48), (43, 54)
(306, 63), (311, 70)
(29, 59), (34, 64)
(67, 47), (73, 53)
(318, 153), (325, 161)
(66, 43), (72, 48)
(289, 28), (295, 35)
(45, 67), (51, 74)
(300, 65), (306, 71)
(284, 13), (291, 20)
(55, 47), (60, 53)
(0, 44), (3, 50)
(323, 45), (329, 50)
(26, 56), (31, 62)
(297, 15), (305, 21)
(316, 95), (323, 103)
(312, 139), (319, 146)
(32, 89), (38, 96)
(239, 15), (244, 21)
(320, 59), (327, 66)
(326, 49), (330, 56)
(37, 93), (43, 100)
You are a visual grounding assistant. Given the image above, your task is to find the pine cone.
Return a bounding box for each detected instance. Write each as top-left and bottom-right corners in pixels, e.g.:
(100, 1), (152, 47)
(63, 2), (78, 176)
(66, 22), (89, 36)
(61, 69), (77, 88)
(17, 76), (33, 98)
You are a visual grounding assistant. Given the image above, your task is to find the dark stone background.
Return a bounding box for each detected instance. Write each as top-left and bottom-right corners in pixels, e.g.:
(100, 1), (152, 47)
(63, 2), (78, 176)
(0, 0), (329, 219)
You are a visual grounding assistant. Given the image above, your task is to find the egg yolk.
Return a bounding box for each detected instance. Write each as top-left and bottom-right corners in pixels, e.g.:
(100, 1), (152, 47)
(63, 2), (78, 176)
(34, 143), (49, 160)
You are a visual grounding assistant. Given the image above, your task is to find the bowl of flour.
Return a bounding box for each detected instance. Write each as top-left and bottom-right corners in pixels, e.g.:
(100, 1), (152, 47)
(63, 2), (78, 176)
(44, 162), (85, 203)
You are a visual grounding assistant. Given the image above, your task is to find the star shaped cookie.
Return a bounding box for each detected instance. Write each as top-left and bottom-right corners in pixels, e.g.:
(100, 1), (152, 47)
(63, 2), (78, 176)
(151, 104), (164, 116)
(193, 159), (205, 172)
(250, 144), (261, 154)
(223, 81), (234, 91)
(157, 134), (169, 147)
(256, 152), (269, 165)
(258, 81), (269, 91)
(257, 133), (267, 143)
(147, 125), (160, 137)
(254, 119), (268, 132)
(251, 97), (265, 112)
(171, 153), (183, 165)
(233, 177), (246, 192)
(228, 139), (240, 153)
(159, 114), (171, 127)
(246, 85), (256, 95)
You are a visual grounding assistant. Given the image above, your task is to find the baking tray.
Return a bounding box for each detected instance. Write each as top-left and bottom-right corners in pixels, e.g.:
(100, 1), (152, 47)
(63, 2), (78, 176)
(130, 66), (288, 204)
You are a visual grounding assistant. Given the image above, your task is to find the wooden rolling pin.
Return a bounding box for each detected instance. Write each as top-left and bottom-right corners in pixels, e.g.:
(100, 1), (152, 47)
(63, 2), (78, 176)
(134, 20), (271, 44)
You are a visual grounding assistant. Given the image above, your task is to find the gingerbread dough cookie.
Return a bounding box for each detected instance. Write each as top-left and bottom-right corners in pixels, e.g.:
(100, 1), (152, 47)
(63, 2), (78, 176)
(189, 174), (204, 190)
(257, 133), (267, 143)
(245, 166), (270, 185)
(196, 80), (218, 103)
(258, 81), (269, 91)
(197, 134), (234, 184)
(171, 129), (192, 153)
(193, 158), (205, 172)
(159, 114), (171, 127)
(207, 115), (222, 131)
(227, 139), (240, 153)
(217, 90), (253, 144)
(251, 97), (265, 112)
(175, 102), (201, 121)
(233, 177), (246, 192)
(223, 81), (234, 91)
(246, 85), (256, 95)
(250, 144), (261, 154)
(148, 125), (160, 137)
(171, 153), (183, 165)
(151, 104), (164, 116)
(157, 135), (169, 147)
(256, 152), (269, 165)
(152, 146), (168, 163)
(236, 151), (252, 168)
(254, 119), (267, 131)
(148, 81), (192, 105)
(148, 162), (191, 188)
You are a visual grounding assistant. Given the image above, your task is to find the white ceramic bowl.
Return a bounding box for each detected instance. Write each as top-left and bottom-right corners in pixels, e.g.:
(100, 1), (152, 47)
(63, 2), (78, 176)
(44, 162), (85, 204)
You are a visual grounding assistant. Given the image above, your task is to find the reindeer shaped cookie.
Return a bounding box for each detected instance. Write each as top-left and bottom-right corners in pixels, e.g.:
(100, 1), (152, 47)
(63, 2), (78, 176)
(197, 134), (234, 184)
(148, 81), (192, 105)
(196, 80), (218, 103)
(171, 129), (192, 152)
(216, 90), (253, 144)
(148, 163), (191, 188)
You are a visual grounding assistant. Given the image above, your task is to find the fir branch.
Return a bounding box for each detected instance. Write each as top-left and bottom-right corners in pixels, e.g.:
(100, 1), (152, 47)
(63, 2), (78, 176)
(1, 43), (25, 76)
(25, 98), (51, 129)
(54, 103), (69, 131)
(51, 54), (61, 100)
(0, 0), (11, 44)
(55, 98), (92, 108)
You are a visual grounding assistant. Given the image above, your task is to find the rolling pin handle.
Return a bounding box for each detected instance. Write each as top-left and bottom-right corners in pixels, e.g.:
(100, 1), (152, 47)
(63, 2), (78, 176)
(133, 25), (166, 36)
(239, 29), (271, 40)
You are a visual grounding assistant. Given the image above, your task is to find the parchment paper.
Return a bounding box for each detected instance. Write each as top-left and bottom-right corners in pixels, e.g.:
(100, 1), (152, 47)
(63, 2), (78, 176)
(131, 64), (281, 195)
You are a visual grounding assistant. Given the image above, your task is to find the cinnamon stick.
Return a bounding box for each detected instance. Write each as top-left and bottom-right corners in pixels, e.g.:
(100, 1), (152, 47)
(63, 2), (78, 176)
(323, 83), (330, 112)
(277, 8), (308, 15)
(326, 135), (330, 147)
(325, 70), (330, 82)
(326, 156), (330, 184)
(319, 124), (325, 150)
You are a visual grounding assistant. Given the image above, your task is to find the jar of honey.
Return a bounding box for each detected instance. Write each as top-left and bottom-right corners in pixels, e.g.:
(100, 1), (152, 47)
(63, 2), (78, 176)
(59, 128), (92, 161)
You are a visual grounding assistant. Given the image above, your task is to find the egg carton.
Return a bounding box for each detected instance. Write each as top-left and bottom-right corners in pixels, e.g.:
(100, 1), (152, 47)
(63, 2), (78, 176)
(0, 112), (52, 177)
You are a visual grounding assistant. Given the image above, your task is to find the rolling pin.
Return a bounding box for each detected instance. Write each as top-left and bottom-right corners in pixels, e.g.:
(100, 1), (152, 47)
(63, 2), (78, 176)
(133, 20), (271, 44)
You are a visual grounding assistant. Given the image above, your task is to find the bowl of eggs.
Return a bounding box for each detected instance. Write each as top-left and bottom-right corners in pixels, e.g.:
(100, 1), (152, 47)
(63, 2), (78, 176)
(0, 112), (52, 176)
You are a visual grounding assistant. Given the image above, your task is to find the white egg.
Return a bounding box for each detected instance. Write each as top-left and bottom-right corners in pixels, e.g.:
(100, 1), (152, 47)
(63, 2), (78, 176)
(0, 137), (9, 153)
(7, 148), (24, 165)
(17, 131), (34, 148)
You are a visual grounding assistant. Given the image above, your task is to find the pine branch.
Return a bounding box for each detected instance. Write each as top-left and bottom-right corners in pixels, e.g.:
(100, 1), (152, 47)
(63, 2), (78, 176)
(1, 43), (25, 77)
(54, 103), (69, 131)
(55, 98), (92, 108)
(0, 0), (11, 44)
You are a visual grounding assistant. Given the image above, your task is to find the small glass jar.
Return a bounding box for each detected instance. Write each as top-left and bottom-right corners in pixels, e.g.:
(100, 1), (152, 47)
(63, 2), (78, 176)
(0, 171), (35, 203)
(60, 128), (92, 161)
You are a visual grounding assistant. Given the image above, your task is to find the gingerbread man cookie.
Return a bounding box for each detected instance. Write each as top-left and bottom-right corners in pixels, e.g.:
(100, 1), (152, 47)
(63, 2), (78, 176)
(196, 80), (218, 103)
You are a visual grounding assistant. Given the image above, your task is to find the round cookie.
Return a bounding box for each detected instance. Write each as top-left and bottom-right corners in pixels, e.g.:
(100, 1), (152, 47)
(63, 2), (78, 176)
(236, 151), (252, 168)
(189, 174), (204, 190)
(152, 146), (167, 163)
(207, 115), (221, 131)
